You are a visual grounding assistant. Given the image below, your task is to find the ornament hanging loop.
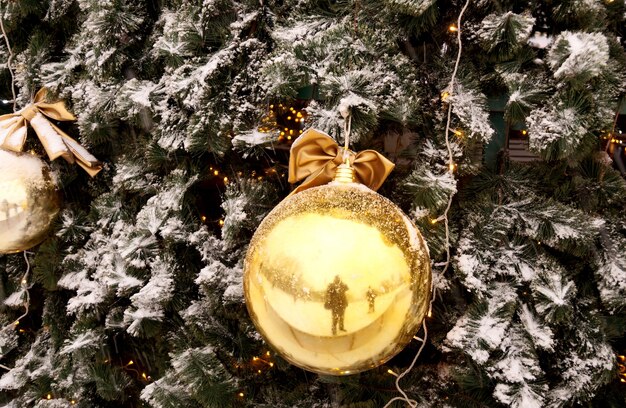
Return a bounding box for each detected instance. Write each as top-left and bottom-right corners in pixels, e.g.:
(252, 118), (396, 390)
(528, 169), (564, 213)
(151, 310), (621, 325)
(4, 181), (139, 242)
(341, 107), (352, 157)
(334, 108), (355, 183)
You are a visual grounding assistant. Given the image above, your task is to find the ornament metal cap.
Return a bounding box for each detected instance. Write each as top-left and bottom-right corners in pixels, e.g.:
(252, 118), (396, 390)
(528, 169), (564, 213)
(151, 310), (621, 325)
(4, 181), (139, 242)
(333, 158), (355, 183)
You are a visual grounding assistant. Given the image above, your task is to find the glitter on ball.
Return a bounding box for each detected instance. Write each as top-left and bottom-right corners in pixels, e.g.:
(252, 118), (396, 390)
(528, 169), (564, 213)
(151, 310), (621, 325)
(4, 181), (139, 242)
(244, 182), (431, 375)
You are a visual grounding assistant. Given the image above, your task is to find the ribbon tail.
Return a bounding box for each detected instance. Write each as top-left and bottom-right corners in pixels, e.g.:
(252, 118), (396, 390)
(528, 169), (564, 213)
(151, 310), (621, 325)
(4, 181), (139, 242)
(29, 112), (73, 162)
(52, 125), (103, 177)
(74, 159), (103, 178)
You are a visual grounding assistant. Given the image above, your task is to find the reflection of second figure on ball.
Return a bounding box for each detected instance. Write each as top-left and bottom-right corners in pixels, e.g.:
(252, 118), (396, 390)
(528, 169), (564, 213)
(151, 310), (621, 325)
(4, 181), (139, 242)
(325, 275), (349, 335)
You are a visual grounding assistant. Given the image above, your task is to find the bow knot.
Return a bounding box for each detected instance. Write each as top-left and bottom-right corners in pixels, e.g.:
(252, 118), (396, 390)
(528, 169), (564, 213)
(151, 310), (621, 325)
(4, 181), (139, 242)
(20, 104), (40, 122)
(288, 129), (394, 194)
(0, 88), (102, 177)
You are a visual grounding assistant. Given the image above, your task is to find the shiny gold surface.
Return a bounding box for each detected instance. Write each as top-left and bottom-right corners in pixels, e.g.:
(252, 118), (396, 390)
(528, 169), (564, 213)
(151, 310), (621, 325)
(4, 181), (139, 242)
(0, 150), (60, 254)
(244, 182), (431, 375)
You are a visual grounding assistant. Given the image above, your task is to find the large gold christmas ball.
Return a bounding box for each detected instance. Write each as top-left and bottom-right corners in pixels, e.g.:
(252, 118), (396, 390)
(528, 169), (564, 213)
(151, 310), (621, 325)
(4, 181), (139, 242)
(0, 150), (61, 254)
(244, 182), (431, 375)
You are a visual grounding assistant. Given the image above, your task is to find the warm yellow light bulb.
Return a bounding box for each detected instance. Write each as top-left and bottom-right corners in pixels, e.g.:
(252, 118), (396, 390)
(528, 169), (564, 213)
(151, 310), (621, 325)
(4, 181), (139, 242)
(219, 219), (225, 227)
(449, 24), (458, 32)
(213, 170), (219, 176)
(47, 394), (51, 400)
(239, 392), (244, 397)
(521, 130), (527, 135)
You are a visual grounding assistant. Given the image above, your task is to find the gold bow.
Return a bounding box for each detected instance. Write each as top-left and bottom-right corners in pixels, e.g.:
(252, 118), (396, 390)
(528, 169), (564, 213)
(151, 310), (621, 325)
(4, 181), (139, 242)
(0, 88), (102, 177)
(288, 128), (395, 194)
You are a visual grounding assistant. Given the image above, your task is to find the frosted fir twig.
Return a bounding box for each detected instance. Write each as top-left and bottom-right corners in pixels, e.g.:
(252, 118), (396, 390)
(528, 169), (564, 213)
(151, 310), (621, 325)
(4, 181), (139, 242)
(383, 0), (471, 406)
(0, 252), (33, 370)
(0, 16), (17, 112)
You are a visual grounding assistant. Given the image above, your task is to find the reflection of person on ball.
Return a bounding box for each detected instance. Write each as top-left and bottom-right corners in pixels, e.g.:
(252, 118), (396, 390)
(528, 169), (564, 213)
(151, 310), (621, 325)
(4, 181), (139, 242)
(325, 275), (348, 335)
(366, 286), (377, 313)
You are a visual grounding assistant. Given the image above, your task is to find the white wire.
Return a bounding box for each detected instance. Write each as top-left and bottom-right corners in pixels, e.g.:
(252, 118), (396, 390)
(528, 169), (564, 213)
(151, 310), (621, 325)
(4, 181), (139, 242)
(0, 15), (17, 112)
(383, 1), (470, 406)
(0, 252), (32, 371)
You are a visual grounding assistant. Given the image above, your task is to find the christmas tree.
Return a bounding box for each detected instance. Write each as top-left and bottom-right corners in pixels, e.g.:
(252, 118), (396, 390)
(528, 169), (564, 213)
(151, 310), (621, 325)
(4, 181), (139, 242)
(1, 0), (626, 407)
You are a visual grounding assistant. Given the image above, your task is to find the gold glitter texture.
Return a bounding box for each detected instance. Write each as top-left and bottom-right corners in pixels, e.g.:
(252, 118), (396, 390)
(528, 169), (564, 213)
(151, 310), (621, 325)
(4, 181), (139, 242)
(244, 182), (431, 375)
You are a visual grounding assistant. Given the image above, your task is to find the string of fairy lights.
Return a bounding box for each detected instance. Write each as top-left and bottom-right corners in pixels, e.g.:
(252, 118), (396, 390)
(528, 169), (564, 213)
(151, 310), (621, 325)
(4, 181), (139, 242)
(197, 102), (304, 228)
(618, 354), (626, 383)
(258, 102), (308, 142)
(383, 1), (471, 407)
(0, 6), (623, 408)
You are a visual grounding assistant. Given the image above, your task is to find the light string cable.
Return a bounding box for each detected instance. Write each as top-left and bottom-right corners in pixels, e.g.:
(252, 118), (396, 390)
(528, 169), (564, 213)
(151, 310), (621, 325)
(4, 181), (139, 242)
(383, 0), (470, 406)
(0, 14), (17, 111)
(0, 15), (31, 372)
(0, 252), (33, 371)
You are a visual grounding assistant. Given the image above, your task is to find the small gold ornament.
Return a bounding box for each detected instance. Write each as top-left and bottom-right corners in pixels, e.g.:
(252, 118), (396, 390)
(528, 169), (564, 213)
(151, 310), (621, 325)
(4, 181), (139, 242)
(244, 129), (431, 375)
(0, 149), (61, 254)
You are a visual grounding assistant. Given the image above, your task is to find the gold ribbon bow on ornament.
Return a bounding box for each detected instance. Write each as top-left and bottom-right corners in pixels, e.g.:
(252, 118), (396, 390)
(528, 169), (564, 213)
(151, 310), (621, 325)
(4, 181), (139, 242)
(288, 128), (395, 194)
(0, 88), (102, 177)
